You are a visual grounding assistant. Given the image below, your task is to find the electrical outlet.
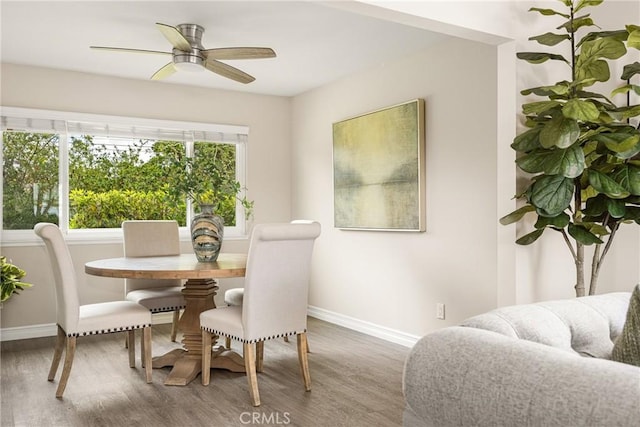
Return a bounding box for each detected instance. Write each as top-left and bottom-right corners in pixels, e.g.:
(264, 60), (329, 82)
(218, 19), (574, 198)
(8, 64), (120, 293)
(436, 303), (445, 320)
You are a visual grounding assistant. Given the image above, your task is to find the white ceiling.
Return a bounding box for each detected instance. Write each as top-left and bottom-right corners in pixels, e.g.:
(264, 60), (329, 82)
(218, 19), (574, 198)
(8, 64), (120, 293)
(0, 1), (449, 97)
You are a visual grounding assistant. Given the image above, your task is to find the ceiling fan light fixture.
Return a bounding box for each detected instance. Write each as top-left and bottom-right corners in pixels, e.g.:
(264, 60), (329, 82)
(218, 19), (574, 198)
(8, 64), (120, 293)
(173, 54), (204, 72)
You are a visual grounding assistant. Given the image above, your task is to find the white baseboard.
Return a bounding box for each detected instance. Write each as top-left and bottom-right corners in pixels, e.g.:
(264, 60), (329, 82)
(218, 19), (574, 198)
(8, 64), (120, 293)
(0, 313), (175, 342)
(1, 307), (420, 348)
(307, 305), (419, 348)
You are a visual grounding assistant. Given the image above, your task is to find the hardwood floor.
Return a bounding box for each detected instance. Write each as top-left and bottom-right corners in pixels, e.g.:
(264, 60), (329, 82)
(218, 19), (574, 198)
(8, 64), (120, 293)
(1, 317), (409, 426)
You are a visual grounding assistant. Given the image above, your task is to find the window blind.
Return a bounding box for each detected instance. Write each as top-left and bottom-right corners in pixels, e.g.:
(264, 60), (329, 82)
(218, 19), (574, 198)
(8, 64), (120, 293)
(1, 107), (248, 144)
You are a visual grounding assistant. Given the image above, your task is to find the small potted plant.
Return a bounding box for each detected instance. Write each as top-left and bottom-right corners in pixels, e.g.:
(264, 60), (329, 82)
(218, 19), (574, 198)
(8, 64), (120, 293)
(1, 256), (33, 302)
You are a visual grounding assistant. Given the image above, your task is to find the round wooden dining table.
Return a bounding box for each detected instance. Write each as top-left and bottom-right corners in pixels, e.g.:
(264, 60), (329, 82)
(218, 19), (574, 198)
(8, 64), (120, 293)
(85, 253), (247, 386)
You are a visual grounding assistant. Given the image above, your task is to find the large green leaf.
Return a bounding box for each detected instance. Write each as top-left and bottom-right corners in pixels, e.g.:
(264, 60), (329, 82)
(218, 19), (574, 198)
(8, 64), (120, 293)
(579, 36), (627, 60)
(621, 62), (640, 80)
(588, 169), (631, 199)
(612, 164), (640, 195)
(568, 223), (604, 244)
(578, 29), (629, 47)
(628, 29), (640, 49)
(517, 146), (585, 178)
(574, 0), (603, 13)
(499, 205), (536, 225)
(521, 84), (569, 96)
(517, 52), (569, 64)
(611, 84), (640, 97)
(584, 194), (608, 216)
(610, 105), (640, 120)
(531, 175), (574, 216)
(516, 228), (545, 245)
(540, 114), (580, 148)
(606, 199), (626, 218)
(593, 132), (640, 157)
(529, 7), (569, 18)
(562, 99), (600, 121)
(560, 15), (595, 33)
(625, 206), (640, 224)
(529, 32), (570, 46)
(511, 126), (543, 152)
(522, 101), (562, 115)
(535, 212), (570, 229)
(576, 59), (610, 83)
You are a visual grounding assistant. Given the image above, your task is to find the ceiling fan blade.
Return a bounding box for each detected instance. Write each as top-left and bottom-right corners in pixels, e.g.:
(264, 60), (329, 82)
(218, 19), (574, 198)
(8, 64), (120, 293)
(205, 59), (255, 84)
(202, 47), (276, 60)
(156, 22), (192, 51)
(151, 62), (177, 80)
(90, 46), (171, 56)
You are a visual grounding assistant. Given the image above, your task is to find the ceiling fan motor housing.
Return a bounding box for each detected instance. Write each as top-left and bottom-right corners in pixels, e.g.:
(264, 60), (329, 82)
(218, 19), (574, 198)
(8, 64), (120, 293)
(173, 23), (205, 70)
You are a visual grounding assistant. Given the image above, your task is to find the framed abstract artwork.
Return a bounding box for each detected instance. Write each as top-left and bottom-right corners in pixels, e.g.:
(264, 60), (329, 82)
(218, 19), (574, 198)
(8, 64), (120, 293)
(333, 99), (426, 231)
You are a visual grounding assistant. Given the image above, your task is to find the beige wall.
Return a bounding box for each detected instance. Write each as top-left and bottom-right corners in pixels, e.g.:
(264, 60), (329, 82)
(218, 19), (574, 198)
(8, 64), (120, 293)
(0, 64), (291, 329)
(352, 0), (640, 305)
(291, 37), (502, 337)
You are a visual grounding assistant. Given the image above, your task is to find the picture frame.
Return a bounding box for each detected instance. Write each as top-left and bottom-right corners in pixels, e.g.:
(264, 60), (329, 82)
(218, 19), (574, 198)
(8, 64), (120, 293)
(332, 99), (426, 232)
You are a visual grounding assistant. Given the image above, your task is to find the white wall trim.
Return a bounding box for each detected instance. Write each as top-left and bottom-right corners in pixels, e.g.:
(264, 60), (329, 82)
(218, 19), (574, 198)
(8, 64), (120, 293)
(307, 305), (420, 348)
(2, 308), (420, 347)
(0, 323), (58, 342)
(0, 312), (175, 342)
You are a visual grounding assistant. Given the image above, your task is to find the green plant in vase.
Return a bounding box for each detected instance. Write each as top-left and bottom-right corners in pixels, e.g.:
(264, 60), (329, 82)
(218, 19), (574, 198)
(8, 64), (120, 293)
(160, 141), (253, 261)
(160, 141), (253, 223)
(500, 0), (640, 297)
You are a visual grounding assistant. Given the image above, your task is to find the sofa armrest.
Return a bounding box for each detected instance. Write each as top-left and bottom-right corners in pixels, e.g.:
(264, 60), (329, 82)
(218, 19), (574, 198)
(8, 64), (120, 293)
(403, 326), (640, 427)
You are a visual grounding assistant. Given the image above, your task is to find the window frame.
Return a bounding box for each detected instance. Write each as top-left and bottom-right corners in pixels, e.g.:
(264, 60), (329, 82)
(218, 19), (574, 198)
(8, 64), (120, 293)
(1, 106), (250, 246)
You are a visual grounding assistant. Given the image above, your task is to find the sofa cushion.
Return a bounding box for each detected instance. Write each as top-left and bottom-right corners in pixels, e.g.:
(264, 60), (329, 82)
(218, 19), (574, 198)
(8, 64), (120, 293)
(612, 284), (640, 366)
(460, 292), (631, 358)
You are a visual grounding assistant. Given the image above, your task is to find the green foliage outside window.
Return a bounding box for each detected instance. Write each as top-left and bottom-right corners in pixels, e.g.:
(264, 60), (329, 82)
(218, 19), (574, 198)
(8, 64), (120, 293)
(2, 131), (244, 230)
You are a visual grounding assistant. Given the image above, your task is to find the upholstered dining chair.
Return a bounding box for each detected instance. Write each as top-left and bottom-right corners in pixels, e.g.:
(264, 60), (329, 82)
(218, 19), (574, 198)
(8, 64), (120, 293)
(200, 221), (321, 406)
(34, 222), (152, 398)
(222, 220), (313, 352)
(122, 220), (185, 342)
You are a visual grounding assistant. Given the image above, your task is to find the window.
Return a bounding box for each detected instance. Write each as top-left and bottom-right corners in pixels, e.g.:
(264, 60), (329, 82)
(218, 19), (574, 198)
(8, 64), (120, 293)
(1, 107), (249, 244)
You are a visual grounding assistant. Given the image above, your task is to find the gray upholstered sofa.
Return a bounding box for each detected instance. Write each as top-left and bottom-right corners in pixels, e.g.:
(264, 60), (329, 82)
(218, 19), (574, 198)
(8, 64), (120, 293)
(402, 292), (640, 426)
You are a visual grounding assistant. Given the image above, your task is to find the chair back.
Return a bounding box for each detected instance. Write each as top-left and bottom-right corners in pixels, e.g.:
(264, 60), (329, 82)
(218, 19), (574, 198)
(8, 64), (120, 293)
(122, 220), (182, 292)
(242, 221), (321, 342)
(34, 223), (80, 333)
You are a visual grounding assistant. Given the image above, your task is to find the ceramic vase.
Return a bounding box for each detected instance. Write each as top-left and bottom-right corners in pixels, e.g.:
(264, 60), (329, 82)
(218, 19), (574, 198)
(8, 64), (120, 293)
(191, 204), (224, 262)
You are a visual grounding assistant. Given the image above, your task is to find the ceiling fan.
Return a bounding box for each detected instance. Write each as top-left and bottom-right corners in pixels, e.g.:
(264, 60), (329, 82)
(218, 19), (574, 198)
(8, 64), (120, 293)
(90, 23), (276, 84)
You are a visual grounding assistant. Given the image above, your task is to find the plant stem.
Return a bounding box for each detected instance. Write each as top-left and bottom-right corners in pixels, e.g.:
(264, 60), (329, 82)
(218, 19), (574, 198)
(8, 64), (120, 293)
(589, 222), (620, 295)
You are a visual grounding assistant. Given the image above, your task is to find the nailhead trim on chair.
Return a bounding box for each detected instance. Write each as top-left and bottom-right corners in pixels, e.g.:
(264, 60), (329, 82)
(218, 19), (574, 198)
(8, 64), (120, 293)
(201, 326), (306, 344)
(149, 305), (186, 313)
(65, 323), (152, 337)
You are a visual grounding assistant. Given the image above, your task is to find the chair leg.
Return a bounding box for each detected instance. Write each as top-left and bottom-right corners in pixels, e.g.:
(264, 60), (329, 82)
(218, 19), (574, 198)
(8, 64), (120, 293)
(128, 330), (136, 368)
(56, 335), (77, 398)
(243, 342), (261, 406)
(255, 341), (264, 373)
(297, 333), (311, 392)
(225, 336), (231, 349)
(170, 310), (180, 342)
(140, 330), (145, 368)
(143, 326), (152, 383)
(201, 330), (212, 386)
(48, 325), (66, 382)
(283, 334), (310, 353)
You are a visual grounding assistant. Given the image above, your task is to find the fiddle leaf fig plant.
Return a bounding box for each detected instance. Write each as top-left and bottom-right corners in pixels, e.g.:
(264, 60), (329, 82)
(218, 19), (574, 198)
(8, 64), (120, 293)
(500, 0), (640, 297)
(1, 256), (33, 302)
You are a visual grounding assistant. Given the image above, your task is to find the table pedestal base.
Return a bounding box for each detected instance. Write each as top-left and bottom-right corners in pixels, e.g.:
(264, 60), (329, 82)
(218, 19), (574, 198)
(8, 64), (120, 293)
(153, 346), (245, 386)
(153, 278), (245, 386)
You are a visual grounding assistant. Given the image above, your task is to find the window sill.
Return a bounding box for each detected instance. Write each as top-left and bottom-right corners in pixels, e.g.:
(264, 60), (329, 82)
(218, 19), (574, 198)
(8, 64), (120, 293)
(1, 228), (249, 247)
